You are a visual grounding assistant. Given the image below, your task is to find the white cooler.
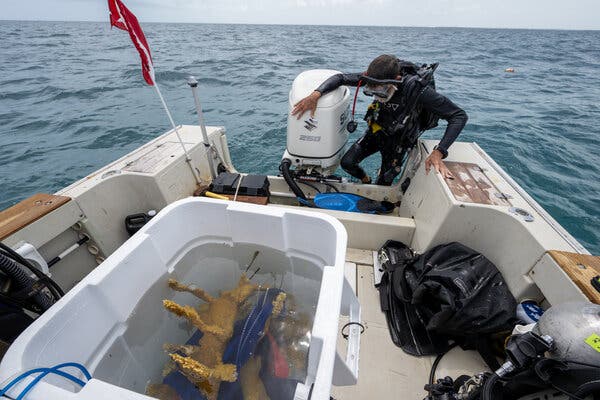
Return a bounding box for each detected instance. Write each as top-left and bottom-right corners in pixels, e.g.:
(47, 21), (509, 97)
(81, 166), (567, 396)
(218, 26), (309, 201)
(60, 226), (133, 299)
(0, 198), (360, 400)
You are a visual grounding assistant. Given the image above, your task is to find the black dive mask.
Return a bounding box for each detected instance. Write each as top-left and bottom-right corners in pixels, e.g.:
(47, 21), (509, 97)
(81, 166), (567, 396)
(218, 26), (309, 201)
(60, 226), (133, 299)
(363, 84), (397, 103)
(361, 75), (403, 103)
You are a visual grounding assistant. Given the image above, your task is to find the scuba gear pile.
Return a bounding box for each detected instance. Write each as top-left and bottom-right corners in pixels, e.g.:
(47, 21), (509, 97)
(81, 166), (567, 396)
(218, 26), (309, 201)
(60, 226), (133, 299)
(424, 302), (600, 400)
(377, 241), (517, 359)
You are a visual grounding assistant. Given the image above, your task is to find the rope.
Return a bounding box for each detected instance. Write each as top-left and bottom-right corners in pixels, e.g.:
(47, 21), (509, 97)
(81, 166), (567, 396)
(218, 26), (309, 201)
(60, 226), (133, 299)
(233, 174), (245, 202)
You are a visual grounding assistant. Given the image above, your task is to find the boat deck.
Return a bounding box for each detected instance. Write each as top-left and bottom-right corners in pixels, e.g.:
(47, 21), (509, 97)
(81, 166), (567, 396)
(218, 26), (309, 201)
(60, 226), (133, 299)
(333, 248), (488, 399)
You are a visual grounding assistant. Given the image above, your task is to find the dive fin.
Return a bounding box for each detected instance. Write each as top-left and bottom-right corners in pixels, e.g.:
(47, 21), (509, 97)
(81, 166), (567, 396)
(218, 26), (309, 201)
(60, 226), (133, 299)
(310, 193), (394, 214)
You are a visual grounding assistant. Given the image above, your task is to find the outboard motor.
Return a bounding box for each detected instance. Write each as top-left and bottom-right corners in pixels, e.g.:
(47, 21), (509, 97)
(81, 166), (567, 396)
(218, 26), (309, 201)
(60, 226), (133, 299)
(280, 70), (351, 200)
(282, 70), (351, 176)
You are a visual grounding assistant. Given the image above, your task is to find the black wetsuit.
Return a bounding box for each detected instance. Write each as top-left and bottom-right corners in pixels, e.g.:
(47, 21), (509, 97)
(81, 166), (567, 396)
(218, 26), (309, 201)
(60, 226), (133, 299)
(316, 73), (468, 185)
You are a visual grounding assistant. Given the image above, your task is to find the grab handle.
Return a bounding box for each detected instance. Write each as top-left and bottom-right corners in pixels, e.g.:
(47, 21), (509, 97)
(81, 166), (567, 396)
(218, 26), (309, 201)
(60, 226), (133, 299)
(332, 277), (361, 386)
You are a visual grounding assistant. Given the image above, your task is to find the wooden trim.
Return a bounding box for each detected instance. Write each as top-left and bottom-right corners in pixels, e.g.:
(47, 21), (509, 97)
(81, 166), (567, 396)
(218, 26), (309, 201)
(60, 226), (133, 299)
(548, 250), (600, 304)
(221, 194), (269, 205)
(0, 194), (71, 241)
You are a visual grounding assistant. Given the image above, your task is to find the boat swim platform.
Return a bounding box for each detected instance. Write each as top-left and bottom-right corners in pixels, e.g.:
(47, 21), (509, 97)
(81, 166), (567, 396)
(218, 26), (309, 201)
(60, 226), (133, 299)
(332, 249), (488, 399)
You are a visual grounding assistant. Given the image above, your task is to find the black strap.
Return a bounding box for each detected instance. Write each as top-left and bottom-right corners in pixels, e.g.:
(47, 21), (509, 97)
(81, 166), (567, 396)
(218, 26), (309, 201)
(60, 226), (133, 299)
(391, 261), (413, 302)
(476, 337), (502, 371)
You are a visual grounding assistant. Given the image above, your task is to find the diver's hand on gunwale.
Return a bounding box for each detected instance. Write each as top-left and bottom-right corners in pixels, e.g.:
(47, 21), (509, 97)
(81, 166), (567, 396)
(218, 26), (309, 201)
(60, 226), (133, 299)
(425, 149), (454, 179)
(292, 91), (321, 119)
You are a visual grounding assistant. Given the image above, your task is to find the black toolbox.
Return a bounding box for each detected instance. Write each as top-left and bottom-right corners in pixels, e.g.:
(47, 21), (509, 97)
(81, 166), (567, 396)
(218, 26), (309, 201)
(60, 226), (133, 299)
(209, 172), (270, 197)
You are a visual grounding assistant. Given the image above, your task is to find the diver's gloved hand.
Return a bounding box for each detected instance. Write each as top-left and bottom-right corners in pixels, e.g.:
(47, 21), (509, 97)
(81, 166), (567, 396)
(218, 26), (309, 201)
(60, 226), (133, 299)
(292, 90), (321, 119)
(425, 149), (454, 179)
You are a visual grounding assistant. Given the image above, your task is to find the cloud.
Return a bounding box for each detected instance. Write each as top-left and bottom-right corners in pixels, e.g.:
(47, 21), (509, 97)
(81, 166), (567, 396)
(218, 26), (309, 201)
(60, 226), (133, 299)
(2, 0), (599, 29)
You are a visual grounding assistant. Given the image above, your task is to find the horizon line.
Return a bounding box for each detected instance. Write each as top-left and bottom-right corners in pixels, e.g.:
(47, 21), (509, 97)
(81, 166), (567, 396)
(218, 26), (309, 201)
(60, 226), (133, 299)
(1, 19), (599, 32)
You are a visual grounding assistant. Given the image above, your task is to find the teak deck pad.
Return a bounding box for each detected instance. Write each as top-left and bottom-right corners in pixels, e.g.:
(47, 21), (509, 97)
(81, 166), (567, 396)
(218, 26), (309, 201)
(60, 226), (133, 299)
(444, 162), (511, 206)
(548, 250), (600, 304)
(0, 193), (71, 241)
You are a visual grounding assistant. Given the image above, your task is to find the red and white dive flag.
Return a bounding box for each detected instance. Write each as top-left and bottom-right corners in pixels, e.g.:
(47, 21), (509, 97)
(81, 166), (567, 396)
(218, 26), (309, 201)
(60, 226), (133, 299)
(108, 0), (155, 85)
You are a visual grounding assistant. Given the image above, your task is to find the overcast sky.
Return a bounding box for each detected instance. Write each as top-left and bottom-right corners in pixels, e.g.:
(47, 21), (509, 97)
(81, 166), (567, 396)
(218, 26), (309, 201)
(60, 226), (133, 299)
(2, 0), (599, 30)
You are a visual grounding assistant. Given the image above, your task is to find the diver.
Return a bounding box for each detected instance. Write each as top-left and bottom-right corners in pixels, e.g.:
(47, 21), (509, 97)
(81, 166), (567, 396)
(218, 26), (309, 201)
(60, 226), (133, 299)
(292, 54), (468, 185)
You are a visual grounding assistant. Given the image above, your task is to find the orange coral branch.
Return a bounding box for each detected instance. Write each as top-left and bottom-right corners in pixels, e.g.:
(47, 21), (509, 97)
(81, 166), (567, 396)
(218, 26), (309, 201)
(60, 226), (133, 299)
(168, 279), (214, 302)
(170, 353), (237, 383)
(163, 300), (226, 338)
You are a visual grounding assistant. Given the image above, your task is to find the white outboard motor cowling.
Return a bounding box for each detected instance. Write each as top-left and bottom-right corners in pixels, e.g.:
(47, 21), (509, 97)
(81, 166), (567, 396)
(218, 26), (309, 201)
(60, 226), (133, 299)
(283, 69), (351, 175)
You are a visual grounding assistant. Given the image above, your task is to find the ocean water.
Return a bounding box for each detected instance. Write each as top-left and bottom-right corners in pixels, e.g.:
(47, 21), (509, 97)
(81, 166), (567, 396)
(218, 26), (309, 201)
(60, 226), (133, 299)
(0, 21), (598, 253)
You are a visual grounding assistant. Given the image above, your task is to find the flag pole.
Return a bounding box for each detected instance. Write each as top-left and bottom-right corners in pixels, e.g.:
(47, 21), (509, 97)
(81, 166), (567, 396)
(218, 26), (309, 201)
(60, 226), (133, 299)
(187, 76), (217, 179)
(152, 82), (201, 184)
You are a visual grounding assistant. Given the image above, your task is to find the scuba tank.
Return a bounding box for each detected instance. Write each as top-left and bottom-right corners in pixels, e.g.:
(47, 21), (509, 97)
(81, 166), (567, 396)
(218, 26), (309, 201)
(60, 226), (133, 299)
(533, 301), (600, 365)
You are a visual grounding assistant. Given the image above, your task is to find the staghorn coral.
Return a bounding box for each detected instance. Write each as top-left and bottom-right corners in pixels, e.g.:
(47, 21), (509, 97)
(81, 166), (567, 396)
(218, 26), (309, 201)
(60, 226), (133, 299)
(148, 274), (263, 400)
(163, 300), (226, 337)
(169, 353), (237, 382)
(168, 279), (214, 302)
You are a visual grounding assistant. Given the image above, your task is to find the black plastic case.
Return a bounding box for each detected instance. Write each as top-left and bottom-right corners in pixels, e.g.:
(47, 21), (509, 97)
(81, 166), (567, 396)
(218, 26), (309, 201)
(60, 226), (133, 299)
(209, 172), (270, 197)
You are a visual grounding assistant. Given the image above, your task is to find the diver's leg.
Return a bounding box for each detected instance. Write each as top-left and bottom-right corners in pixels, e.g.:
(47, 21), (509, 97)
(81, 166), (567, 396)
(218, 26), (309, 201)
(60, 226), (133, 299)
(375, 142), (408, 186)
(341, 132), (378, 183)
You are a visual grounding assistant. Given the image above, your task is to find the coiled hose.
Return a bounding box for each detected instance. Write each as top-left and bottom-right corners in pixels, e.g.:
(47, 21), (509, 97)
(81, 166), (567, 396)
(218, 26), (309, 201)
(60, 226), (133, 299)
(0, 251), (34, 291)
(0, 252), (54, 311)
(0, 242), (63, 311)
(0, 241), (63, 297)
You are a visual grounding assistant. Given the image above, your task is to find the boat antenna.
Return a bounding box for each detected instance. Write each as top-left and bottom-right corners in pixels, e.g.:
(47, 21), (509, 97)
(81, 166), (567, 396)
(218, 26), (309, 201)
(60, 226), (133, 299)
(187, 76), (217, 179)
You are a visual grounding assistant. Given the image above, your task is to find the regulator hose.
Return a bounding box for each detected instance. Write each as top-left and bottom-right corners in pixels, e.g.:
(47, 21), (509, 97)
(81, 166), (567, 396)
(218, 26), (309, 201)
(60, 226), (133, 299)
(280, 159), (307, 200)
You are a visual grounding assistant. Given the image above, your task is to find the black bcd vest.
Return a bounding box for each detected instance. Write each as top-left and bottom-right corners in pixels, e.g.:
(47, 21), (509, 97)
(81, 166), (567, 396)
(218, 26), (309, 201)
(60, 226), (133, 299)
(365, 62), (440, 148)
